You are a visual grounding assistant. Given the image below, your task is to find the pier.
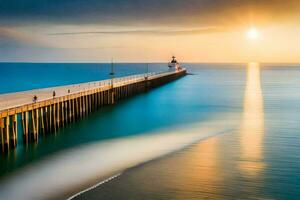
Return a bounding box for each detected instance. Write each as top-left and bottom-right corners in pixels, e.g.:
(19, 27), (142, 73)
(0, 68), (186, 152)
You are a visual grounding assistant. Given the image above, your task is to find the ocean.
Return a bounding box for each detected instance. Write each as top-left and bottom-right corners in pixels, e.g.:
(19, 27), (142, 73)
(0, 62), (299, 200)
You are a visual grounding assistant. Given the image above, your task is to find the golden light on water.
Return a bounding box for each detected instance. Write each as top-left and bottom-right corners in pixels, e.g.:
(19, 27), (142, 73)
(164, 137), (221, 199)
(239, 62), (266, 176)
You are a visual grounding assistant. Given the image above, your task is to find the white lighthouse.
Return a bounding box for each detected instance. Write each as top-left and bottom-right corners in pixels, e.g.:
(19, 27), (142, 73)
(168, 56), (182, 71)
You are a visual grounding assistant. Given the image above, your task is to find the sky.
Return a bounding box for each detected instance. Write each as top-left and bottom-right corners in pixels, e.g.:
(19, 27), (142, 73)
(0, 0), (300, 62)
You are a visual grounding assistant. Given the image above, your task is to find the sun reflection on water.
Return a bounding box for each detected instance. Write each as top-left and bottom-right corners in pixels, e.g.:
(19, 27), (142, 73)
(239, 62), (265, 176)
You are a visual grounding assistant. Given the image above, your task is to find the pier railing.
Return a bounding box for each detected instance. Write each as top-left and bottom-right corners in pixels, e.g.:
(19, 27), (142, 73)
(0, 70), (180, 112)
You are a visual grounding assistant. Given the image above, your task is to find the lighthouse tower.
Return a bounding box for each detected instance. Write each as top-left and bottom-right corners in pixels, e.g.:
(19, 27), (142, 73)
(168, 56), (182, 71)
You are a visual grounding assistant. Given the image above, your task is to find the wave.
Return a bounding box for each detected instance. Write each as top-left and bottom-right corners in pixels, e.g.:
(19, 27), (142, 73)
(67, 173), (122, 200)
(0, 113), (239, 200)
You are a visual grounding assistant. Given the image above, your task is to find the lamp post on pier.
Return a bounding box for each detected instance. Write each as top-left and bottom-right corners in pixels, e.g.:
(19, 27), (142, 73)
(109, 59), (115, 104)
(110, 59), (115, 87)
(145, 63), (149, 80)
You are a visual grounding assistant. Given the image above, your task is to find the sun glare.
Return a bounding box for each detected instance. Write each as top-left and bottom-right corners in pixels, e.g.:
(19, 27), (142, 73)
(246, 28), (259, 40)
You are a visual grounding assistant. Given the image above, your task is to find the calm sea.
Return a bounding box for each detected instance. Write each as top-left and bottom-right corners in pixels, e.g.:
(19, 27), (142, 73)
(0, 62), (299, 200)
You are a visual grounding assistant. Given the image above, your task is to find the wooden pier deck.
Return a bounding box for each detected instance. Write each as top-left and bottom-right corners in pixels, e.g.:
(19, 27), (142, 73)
(0, 69), (186, 152)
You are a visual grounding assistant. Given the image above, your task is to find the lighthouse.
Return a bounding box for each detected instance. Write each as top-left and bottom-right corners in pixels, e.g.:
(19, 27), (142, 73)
(168, 56), (182, 71)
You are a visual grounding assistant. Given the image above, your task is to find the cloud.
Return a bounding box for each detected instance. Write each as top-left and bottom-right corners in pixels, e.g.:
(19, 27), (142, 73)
(47, 27), (224, 36)
(0, 27), (55, 49)
(1, 0), (300, 62)
(0, 0), (299, 27)
(0, 27), (34, 44)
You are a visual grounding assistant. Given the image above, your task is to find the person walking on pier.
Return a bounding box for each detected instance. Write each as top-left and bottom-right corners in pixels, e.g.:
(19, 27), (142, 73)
(33, 95), (38, 103)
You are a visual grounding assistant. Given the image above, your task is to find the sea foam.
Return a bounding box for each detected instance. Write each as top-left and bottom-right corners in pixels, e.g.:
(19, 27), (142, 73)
(0, 114), (238, 200)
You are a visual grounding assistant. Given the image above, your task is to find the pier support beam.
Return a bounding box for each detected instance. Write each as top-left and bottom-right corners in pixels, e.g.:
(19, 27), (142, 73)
(5, 116), (10, 150)
(45, 106), (49, 133)
(110, 89), (115, 104)
(61, 101), (65, 127)
(22, 112), (28, 144)
(0, 118), (5, 152)
(57, 103), (60, 129)
(11, 114), (17, 148)
(41, 108), (45, 135)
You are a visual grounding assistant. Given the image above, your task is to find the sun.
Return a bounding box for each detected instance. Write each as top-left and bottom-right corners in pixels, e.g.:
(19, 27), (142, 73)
(246, 27), (259, 40)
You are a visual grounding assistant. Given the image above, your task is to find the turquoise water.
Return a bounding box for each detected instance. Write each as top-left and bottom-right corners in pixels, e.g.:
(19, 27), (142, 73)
(0, 63), (166, 94)
(0, 63), (300, 199)
(79, 63), (300, 200)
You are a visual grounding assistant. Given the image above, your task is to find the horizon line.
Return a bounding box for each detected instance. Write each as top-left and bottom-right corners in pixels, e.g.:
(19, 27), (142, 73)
(0, 61), (300, 65)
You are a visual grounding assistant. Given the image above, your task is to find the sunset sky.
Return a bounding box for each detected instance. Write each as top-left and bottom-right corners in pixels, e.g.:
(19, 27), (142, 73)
(0, 0), (300, 62)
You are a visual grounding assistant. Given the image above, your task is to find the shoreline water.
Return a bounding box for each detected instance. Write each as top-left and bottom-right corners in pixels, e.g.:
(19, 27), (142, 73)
(0, 114), (239, 200)
(67, 173), (122, 200)
(66, 130), (236, 200)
